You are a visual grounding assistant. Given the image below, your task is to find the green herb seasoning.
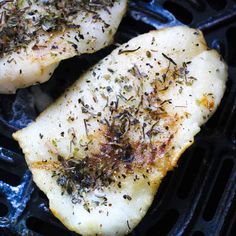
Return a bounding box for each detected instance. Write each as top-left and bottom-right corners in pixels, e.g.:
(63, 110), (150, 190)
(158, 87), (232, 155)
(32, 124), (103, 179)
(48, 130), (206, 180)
(0, 0), (115, 56)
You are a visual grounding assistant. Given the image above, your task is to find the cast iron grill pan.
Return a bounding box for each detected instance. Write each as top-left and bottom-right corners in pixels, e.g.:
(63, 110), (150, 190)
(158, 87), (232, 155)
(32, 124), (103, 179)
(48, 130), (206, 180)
(1, 1), (236, 235)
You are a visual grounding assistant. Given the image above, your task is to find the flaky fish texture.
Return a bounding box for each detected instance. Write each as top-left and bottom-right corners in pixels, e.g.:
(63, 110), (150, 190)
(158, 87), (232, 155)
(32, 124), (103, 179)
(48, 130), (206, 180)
(14, 26), (227, 236)
(0, 0), (127, 93)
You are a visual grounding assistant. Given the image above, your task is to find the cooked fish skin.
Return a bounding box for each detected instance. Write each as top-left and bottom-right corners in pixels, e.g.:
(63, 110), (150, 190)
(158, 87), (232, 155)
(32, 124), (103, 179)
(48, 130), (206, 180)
(13, 26), (227, 236)
(0, 0), (127, 94)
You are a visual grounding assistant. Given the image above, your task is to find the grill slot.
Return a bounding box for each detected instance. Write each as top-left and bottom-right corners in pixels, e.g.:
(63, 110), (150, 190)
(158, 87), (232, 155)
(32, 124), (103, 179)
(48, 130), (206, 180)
(185, 0), (206, 12)
(0, 0), (236, 235)
(0, 202), (8, 218)
(147, 209), (179, 236)
(176, 147), (207, 199)
(192, 231), (204, 236)
(226, 27), (236, 66)
(163, 1), (193, 24)
(26, 217), (70, 236)
(203, 159), (234, 221)
(0, 169), (21, 187)
(206, 0), (227, 11)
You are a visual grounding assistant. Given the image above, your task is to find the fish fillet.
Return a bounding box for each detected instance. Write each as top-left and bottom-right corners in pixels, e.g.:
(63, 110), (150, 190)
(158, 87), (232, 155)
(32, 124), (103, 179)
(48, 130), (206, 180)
(13, 26), (227, 236)
(0, 0), (127, 93)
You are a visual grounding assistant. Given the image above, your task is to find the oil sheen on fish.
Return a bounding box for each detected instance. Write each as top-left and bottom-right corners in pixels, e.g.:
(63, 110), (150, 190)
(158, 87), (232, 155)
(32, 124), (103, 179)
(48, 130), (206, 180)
(0, 0), (127, 93)
(13, 26), (227, 236)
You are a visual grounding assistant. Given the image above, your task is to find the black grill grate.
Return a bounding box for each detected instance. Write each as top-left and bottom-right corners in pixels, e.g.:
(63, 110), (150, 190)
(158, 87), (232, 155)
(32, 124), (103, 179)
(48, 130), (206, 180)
(1, 1), (236, 235)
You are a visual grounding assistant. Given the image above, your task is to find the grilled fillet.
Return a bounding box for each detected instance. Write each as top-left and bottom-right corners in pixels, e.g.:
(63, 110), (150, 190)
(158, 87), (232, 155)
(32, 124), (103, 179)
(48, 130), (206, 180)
(13, 26), (227, 236)
(0, 0), (127, 94)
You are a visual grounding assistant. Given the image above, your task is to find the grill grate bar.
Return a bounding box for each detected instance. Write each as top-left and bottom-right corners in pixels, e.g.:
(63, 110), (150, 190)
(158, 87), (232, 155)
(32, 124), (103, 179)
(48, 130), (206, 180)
(196, 4), (236, 31)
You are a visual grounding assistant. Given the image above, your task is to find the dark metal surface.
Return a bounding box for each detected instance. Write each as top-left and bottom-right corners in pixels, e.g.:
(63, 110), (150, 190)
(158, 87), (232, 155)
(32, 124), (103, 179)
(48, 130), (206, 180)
(1, 0), (236, 235)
